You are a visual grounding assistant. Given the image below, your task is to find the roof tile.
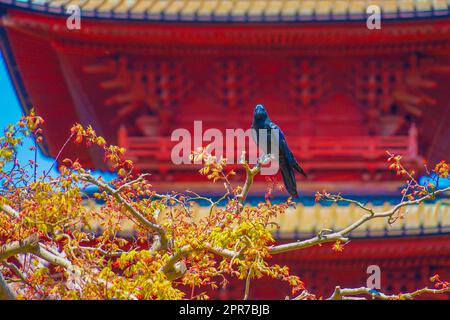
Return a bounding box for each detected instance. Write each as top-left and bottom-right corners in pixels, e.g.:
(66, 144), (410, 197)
(6, 0), (450, 21)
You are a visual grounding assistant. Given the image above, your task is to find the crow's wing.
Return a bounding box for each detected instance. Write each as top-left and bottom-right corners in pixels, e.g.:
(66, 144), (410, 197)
(266, 121), (299, 197)
(272, 122), (308, 178)
(280, 161), (299, 198)
(251, 126), (259, 149)
(267, 121), (292, 162)
(292, 159), (308, 177)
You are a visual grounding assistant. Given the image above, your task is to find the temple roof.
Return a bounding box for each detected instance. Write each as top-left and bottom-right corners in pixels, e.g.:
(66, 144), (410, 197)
(2, 0), (450, 22)
(86, 201), (450, 239)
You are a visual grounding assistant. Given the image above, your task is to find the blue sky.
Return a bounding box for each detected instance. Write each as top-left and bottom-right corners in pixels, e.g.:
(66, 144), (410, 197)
(0, 51), (116, 182)
(0, 51), (57, 176)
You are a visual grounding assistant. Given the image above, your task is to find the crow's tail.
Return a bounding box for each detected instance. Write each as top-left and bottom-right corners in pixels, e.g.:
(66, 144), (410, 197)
(293, 161), (308, 178)
(280, 165), (299, 199)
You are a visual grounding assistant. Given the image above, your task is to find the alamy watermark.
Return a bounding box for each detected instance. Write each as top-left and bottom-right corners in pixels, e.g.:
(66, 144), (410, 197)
(65, 4), (380, 31)
(171, 121), (280, 175)
(366, 5), (381, 30)
(366, 265), (381, 290)
(66, 5), (81, 30)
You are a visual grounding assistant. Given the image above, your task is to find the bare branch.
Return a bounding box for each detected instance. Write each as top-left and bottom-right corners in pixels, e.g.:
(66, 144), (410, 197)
(269, 186), (450, 255)
(0, 204), (19, 219)
(328, 285), (450, 300)
(237, 162), (262, 205)
(269, 234), (348, 255)
(0, 234), (40, 262)
(319, 194), (374, 215)
(31, 244), (77, 273)
(375, 186), (450, 219)
(115, 174), (151, 194)
(0, 232), (77, 275)
(243, 268), (253, 300)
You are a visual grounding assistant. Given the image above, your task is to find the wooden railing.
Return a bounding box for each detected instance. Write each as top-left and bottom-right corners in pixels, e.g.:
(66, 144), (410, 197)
(118, 124), (419, 170)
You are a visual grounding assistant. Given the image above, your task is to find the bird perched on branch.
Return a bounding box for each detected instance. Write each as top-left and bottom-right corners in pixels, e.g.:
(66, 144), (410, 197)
(251, 104), (307, 198)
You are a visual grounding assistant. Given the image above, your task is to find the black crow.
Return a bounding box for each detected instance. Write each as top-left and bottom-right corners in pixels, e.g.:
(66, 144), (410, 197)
(251, 104), (307, 198)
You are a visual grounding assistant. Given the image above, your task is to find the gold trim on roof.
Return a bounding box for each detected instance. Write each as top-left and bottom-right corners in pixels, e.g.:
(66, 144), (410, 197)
(83, 201), (450, 238)
(6, 0), (450, 20)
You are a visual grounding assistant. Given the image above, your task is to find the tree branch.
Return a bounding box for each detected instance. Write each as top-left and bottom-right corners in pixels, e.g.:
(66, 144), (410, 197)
(243, 268), (253, 300)
(115, 174), (151, 193)
(328, 285), (450, 300)
(31, 244), (77, 273)
(269, 233), (348, 255)
(0, 272), (16, 300)
(79, 173), (169, 251)
(0, 234), (40, 262)
(269, 186), (450, 255)
(160, 245), (191, 281)
(237, 162), (262, 205)
(0, 204), (19, 219)
(158, 163), (449, 283)
(161, 243), (239, 281)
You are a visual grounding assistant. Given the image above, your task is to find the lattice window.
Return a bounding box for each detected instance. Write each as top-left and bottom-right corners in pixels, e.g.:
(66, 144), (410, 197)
(210, 59), (256, 109)
(287, 59), (327, 107)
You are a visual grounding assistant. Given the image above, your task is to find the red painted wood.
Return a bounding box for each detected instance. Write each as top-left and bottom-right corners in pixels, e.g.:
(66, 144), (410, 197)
(2, 8), (449, 181)
(204, 235), (450, 299)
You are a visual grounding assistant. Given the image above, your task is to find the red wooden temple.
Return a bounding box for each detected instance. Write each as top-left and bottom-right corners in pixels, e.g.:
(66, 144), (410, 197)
(1, 0), (450, 299)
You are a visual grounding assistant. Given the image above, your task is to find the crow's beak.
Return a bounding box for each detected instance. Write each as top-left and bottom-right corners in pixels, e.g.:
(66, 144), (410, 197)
(255, 104), (265, 113)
